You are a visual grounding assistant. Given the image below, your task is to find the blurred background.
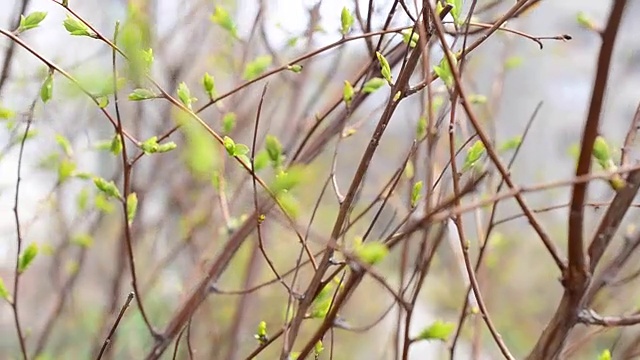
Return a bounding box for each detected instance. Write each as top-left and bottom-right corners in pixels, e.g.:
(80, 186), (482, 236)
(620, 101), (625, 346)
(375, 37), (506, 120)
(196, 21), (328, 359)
(1, 0), (640, 359)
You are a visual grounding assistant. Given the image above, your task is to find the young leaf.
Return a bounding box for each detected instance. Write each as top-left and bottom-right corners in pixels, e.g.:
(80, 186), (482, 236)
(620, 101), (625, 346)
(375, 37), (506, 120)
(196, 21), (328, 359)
(223, 136), (236, 156)
(362, 77), (386, 94)
(0, 105), (16, 120)
(411, 181), (423, 208)
(577, 12), (596, 31)
(355, 242), (389, 265)
(202, 72), (215, 98)
(253, 150), (270, 171)
(314, 340), (325, 356)
(592, 136), (612, 169)
(126, 192), (138, 224)
(233, 143), (250, 156)
(416, 116), (427, 140)
(19, 11), (47, 32)
(71, 233), (93, 248)
(141, 136), (160, 154)
(18, 243), (39, 274)
(376, 52), (392, 83)
(417, 320), (455, 341)
(93, 177), (122, 199)
(128, 88), (156, 101)
(243, 55), (272, 81)
(40, 72), (54, 103)
(57, 159), (76, 182)
(211, 6), (238, 38)
(340, 7), (354, 35)
(598, 349), (612, 360)
(434, 56), (454, 87)
(343, 80), (354, 105)
(287, 64), (303, 73)
(447, 0), (463, 24)
(401, 29), (419, 48)
(271, 167), (306, 194)
(254, 321), (268, 344)
(0, 277), (11, 302)
(55, 134), (73, 157)
(110, 134), (123, 155)
(265, 135), (284, 167)
(463, 140), (485, 171)
(63, 15), (95, 37)
(157, 142), (177, 153)
(222, 112), (236, 134)
(499, 136), (522, 152)
(177, 82), (195, 109)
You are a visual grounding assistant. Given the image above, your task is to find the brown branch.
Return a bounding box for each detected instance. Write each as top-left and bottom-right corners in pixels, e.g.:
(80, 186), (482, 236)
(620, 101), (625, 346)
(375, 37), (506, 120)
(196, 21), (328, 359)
(578, 309), (640, 327)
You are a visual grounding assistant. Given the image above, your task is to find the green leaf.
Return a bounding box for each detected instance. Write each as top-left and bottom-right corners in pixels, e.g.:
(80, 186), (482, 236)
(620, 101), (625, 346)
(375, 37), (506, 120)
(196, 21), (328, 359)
(94, 193), (115, 213)
(177, 82), (195, 109)
(276, 191), (299, 219)
(253, 150), (270, 171)
(76, 187), (90, 212)
(271, 167), (306, 194)
(469, 94), (487, 104)
(340, 7), (354, 35)
(362, 77), (386, 94)
(211, 6), (238, 38)
(505, 56), (523, 70)
(93, 177), (122, 199)
(19, 11), (47, 32)
(180, 117), (218, 178)
(233, 143), (250, 156)
(314, 341), (324, 356)
(343, 80), (354, 105)
(401, 29), (419, 48)
(499, 136), (522, 152)
(597, 349), (612, 360)
(223, 136), (236, 156)
(40, 72), (54, 103)
(376, 52), (392, 83)
(18, 243), (39, 274)
(265, 135), (284, 168)
(63, 15), (95, 37)
(447, 0), (463, 24)
(222, 112), (236, 134)
(417, 320), (455, 341)
(416, 116), (427, 140)
(126, 192), (138, 224)
(287, 64), (303, 73)
(71, 233), (93, 248)
(57, 158), (76, 182)
(434, 55), (455, 87)
(411, 181), (423, 208)
(157, 142), (177, 153)
(141, 136), (160, 154)
(593, 136), (612, 169)
(0, 105), (16, 120)
(463, 140), (485, 171)
(243, 55), (272, 81)
(128, 88), (156, 101)
(110, 134), (123, 155)
(0, 277), (11, 302)
(254, 321), (268, 344)
(356, 242), (388, 265)
(202, 72), (216, 98)
(55, 134), (73, 157)
(97, 96), (109, 108)
(577, 12), (595, 31)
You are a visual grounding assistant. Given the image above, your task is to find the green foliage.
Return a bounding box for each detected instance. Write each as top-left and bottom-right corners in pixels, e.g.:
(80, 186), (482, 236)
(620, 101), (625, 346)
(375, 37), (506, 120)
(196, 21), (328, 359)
(343, 80), (354, 105)
(592, 136), (612, 169)
(0, 104), (16, 119)
(128, 88), (157, 101)
(243, 55), (272, 81)
(505, 56), (524, 70)
(93, 177), (122, 199)
(376, 52), (392, 83)
(71, 233), (93, 248)
(223, 136), (249, 157)
(94, 193), (115, 213)
(76, 187), (90, 211)
(416, 116), (427, 140)
(40, 72), (54, 103)
(434, 55), (455, 87)
(469, 94), (487, 104)
(180, 117), (218, 178)
(499, 136), (522, 152)
(287, 64), (303, 73)
(18, 11), (47, 33)
(222, 112), (236, 134)
(202, 72), (216, 98)
(110, 134), (123, 155)
(177, 82), (196, 109)
(597, 349), (612, 360)
(463, 140), (485, 172)
(121, 5), (152, 82)
(57, 158), (76, 183)
(254, 321), (268, 345)
(340, 7), (354, 35)
(417, 320), (455, 341)
(253, 150), (270, 171)
(577, 12), (596, 31)
(126, 193), (138, 224)
(55, 134), (73, 157)
(18, 243), (39, 274)
(411, 181), (423, 208)
(265, 135), (284, 168)
(0, 277), (11, 302)
(355, 242), (389, 265)
(447, 0), (464, 24)
(63, 15), (95, 37)
(401, 29), (419, 48)
(271, 167), (306, 194)
(211, 6), (238, 38)
(362, 77), (386, 94)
